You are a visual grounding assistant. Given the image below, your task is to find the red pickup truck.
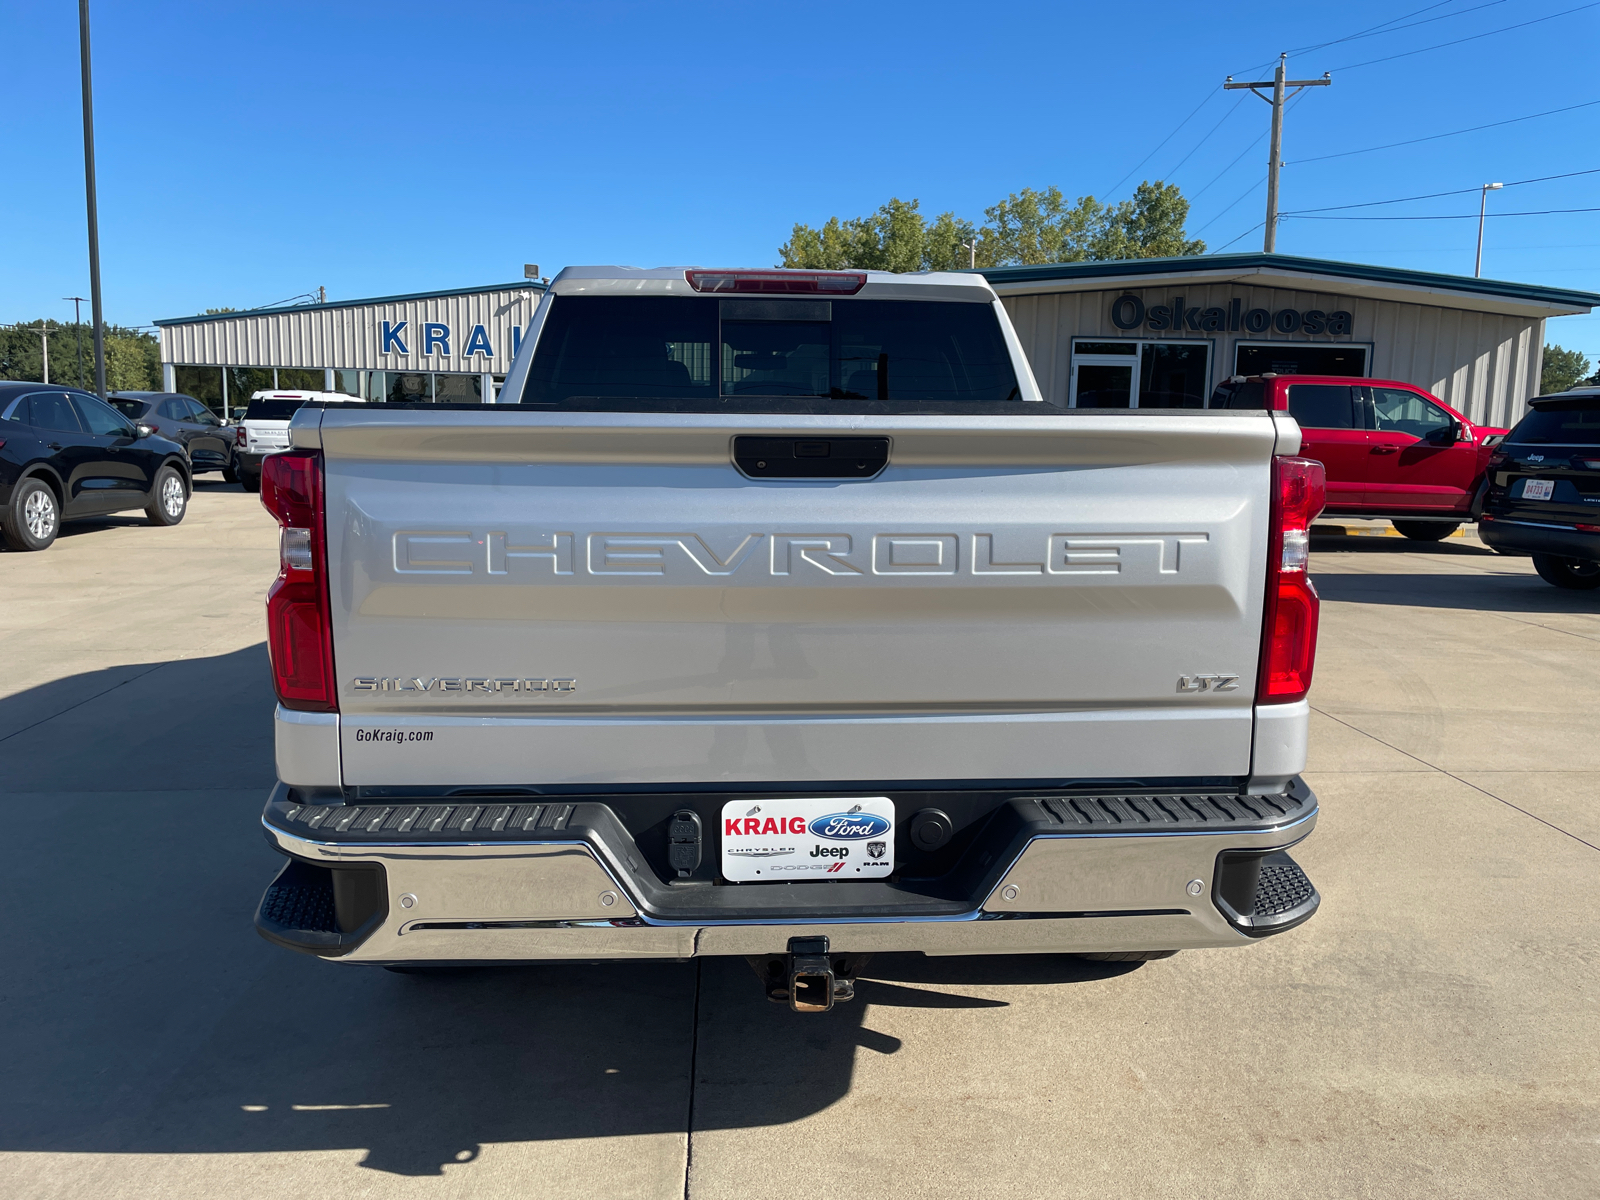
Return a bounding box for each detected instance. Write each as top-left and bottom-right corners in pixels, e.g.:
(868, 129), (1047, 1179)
(1210, 374), (1507, 540)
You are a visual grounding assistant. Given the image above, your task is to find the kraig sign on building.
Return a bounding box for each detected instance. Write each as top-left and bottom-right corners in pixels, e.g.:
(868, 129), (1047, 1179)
(378, 320), (529, 360)
(1111, 295), (1353, 336)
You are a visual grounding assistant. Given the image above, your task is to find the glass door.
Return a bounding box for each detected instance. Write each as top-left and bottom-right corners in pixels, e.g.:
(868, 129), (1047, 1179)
(1070, 341), (1138, 407)
(1070, 340), (1210, 408)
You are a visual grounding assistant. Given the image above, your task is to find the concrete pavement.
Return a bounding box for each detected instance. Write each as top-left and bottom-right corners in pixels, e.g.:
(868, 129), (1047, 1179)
(0, 492), (1595, 1198)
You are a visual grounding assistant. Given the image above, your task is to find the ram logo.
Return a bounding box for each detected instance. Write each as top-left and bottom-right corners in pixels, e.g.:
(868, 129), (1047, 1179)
(1177, 673), (1240, 693)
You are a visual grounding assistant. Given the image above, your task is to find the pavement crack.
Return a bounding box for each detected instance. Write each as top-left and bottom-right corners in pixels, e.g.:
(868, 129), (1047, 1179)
(682, 955), (702, 1200)
(0, 662), (168, 747)
(1312, 706), (1600, 855)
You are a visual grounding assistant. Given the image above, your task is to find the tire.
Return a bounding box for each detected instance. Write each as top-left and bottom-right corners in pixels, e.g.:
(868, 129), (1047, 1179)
(145, 465), (188, 527)
(1392, 520), (1460, 542)
(239, 471), (260, 494)
(222, 467), (239, 484)
(1, 477), (61, 551)
(1074, 950), (1180, 962)
(1531, 553), (1600, 590)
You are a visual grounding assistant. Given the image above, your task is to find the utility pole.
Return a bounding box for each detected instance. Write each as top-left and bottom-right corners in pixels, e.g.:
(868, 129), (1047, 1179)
(959, 239), (977, 270)
(1225, 54), (1330, 253)
(36, 322), (50, 384)
(63, 296), (87, 387)
(79, 0), (107, 398)
(1475, 182), (1503, 278)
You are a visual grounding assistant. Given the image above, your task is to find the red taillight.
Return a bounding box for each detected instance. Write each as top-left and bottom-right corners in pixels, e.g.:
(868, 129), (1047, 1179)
(685, 268), (867, 295)
(147, 424), (160, 434)
(236, 426), (247, 445)
(1258, 456), (1324, 704)
(1487, 450), (1508, 470)
(261, 451), (336, 711)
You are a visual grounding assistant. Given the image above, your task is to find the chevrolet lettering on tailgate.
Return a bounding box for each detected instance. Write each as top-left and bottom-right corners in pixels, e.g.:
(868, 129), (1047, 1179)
(392, 530), (1212, 578)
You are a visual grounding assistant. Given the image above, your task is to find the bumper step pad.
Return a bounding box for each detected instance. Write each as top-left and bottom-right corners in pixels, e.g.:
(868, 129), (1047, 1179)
(1213, 848), (1319, 937)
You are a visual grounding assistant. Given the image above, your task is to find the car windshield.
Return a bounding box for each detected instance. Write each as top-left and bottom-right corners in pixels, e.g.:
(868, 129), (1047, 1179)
(520, 295), (1021, 411)
(108, 399), (146, 417)
(245, 399), (308, 421)
(1508, 401), (1600, 446)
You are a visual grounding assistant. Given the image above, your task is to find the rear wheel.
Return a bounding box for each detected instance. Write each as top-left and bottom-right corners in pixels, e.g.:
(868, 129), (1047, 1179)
(222, 466), (239, 484)
(1075, 950), (1180, 962)
(1392, 520), (1460, 542)
(2, 477), (60, 551)
(1531, 553), (1600, 590)
(145, 465), (188, 526)
(239, 471), (260, 494)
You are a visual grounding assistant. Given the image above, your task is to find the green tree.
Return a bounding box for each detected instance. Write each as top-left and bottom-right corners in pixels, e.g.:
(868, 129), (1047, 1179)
(1542, 344), (1591, 394)
(0, 319), (161, 390)
(779, 180), (1203, 272)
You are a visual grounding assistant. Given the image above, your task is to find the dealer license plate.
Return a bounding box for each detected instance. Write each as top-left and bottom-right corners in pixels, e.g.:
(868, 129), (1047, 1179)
(1523, 479), (1555, 501)
(720, 797), (895, 882)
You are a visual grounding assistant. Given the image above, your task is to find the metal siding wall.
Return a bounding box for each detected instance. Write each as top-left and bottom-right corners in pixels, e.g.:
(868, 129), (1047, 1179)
(160, 287), (540, 376)
(1002, 284), (1543, 425)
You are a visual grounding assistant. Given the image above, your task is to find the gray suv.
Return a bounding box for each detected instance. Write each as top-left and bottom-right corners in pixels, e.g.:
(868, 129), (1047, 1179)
(109, 392), (238, 482)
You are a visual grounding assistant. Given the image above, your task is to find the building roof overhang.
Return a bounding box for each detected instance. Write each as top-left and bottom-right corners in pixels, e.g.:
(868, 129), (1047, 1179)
(977, 253), (1600, 320)
(154, 280), (547, 328)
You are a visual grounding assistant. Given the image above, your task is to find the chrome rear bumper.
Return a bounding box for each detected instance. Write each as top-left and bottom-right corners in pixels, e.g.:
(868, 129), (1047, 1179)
(256, 781), (1319, 962)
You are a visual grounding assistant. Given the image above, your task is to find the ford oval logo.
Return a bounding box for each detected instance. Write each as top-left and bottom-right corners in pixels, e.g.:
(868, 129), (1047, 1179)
(811, 812), (891, 841)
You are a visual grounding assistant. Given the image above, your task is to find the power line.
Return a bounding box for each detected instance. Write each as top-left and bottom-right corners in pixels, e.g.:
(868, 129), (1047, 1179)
(1213, 222), (1267, 252)
(1164, 94), (1247, 181)
(1284, 166), (1600, 214)
(1100, 91), (1217, 199)
(1291, 98), (1600, 164)
(1288, 0), (1511, 55)
(1329, 1), (1600, 71)
(1189, 131), (1268, 201)
(1286, 206), (1600, 221)
(1194, 174), (1269, 236)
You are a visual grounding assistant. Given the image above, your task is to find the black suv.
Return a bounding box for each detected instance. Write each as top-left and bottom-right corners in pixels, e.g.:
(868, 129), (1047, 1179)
(1478, 387), (1600, 588)
(109, 392), (238, 481)
(0, 382), (191, 551)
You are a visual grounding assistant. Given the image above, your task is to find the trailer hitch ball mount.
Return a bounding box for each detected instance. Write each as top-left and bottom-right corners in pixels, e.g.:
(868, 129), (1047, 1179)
(746, 936), (871, 1013)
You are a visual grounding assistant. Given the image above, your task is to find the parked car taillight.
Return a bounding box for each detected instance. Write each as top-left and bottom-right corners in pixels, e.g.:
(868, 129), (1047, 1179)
(236, 426), (247, 446)
(1487, 449), (1509, 470)
(261, 451), (337, 711)
(1258, 456), (1324, 705)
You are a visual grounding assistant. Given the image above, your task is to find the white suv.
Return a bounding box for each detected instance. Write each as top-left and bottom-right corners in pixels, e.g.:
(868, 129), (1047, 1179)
(235, 391), (364, 492)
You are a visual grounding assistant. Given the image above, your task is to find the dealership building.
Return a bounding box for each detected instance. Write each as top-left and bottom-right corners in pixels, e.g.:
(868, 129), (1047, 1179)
(155, 254), (1597, 425)
(154, 279), (548, 414)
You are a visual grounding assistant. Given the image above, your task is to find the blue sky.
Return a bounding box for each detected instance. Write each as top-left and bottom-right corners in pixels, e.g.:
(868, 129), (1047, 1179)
(4, 0), (1598, 356)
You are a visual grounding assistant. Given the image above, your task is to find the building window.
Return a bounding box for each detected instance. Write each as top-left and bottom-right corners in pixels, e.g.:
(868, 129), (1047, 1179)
(1069, 339), (1210, 408)
(334, 369), (361, 397)
(1234, 342), (1368, 377)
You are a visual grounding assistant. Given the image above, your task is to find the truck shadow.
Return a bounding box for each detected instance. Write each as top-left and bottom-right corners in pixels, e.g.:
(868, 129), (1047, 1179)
(1311, 569), (1599, 613)
(0, 646), (1135, 1177)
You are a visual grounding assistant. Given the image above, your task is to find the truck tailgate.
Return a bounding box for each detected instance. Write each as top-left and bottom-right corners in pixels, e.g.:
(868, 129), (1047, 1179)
(315, 408), (1279, 786)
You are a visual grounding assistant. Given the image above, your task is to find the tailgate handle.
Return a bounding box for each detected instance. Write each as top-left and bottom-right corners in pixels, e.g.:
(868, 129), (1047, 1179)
(733, 436), (889, 479)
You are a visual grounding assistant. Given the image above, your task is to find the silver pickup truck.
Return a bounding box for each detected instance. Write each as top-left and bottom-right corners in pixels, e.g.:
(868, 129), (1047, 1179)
(254, 266), (1325, 1011)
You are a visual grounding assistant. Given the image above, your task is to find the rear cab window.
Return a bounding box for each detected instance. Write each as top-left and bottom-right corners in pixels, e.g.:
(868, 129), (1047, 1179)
(246, 399), (309, 421)
(1285, 384), (1358, 430)
(519, 296), (1020, 410)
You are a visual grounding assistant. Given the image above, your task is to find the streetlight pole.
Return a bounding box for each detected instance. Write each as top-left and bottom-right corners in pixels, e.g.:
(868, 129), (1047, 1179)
(36, 323), (50, 385)
(78, 0), (107, 398)
(63, 297), (87, 388)
(1475, 182), (1503, 278)
(959, 239), (977, 270)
